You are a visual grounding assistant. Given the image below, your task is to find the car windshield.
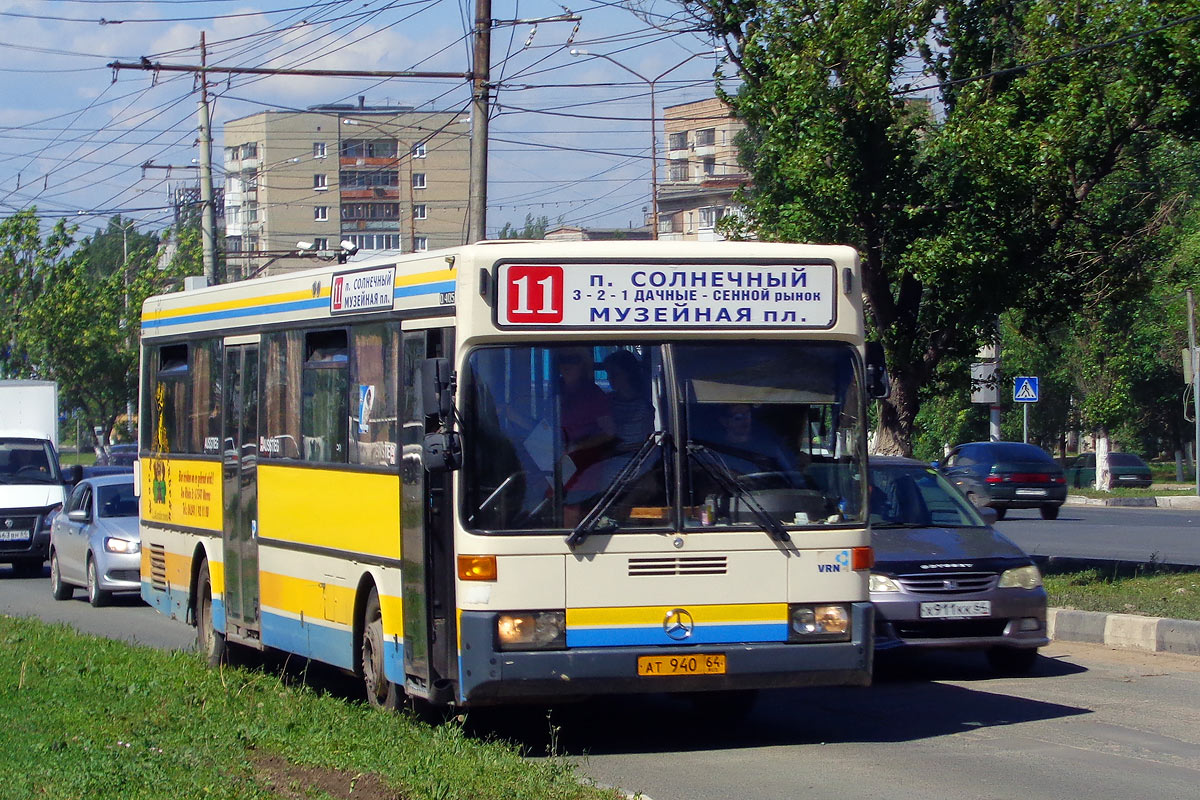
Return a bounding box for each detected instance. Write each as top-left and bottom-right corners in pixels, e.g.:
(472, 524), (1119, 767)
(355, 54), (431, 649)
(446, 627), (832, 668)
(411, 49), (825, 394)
(0, 439), (60, 484)
(96, 483), (138, 517)
(461, 341), (868, 533)
(870, 464), (986, 528)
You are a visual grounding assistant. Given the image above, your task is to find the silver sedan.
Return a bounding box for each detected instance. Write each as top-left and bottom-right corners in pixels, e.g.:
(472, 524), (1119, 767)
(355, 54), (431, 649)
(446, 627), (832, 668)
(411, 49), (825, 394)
(49, 474), (141, 606)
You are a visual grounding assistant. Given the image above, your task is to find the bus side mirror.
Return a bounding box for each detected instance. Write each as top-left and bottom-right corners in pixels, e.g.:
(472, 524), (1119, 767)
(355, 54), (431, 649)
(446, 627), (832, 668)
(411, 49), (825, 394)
(420, 357), (454, 420)
(865, 342), (891, 399)
(424, 431), (462, 472)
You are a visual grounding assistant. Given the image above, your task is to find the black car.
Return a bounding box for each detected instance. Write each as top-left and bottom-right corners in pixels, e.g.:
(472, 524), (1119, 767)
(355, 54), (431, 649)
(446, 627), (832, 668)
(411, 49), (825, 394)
(869, 456), (1049, 673)
(940, 442), (1067, 520)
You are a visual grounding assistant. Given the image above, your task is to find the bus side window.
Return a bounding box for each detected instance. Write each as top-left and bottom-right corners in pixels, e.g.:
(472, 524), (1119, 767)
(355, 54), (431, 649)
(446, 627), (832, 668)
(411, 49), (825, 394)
(349, 323), (398, 467)
(302, 329), (349, 464)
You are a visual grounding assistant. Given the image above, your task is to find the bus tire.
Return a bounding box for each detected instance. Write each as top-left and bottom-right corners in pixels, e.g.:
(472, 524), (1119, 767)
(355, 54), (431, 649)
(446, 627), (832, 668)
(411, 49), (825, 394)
(196, 559), (227, 667)
(361, 587), (401, 710)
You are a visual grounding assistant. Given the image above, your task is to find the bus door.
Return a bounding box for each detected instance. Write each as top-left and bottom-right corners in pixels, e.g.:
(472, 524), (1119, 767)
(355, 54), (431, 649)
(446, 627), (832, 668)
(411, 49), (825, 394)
(401, 325), (456, 702)
(222, 340), (261, 642)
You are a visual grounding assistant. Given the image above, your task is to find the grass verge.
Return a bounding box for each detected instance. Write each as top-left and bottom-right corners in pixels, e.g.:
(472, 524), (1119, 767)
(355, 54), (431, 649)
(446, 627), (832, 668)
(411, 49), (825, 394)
(0, 615), (618, 800)
(1044, 567), (1200, 621)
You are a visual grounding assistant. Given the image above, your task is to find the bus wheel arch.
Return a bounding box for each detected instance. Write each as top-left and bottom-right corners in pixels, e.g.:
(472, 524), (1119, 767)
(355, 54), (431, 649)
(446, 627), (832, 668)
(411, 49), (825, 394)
(357, 578), (401, 710)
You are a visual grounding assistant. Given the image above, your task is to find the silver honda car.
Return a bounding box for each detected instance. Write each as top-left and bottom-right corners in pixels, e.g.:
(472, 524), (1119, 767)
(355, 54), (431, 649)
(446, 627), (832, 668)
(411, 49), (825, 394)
(869, 456), (1049, 674)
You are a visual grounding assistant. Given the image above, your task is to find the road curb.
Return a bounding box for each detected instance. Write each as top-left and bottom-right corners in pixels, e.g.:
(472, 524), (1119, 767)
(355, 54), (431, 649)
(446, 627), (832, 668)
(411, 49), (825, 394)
(1064, 494), (1200, 509)
(1048, 608), (1200, 656)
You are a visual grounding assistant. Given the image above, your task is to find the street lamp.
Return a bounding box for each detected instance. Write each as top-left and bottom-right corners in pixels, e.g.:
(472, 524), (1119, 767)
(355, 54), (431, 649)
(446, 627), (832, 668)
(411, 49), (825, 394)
(570, 48), (718, 239)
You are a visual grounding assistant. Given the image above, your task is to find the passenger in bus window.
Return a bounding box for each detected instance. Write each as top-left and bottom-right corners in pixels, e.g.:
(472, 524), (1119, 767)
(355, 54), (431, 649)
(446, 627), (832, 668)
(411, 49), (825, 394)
(555, 347), (615, 473)
(601, 350), (654, 454)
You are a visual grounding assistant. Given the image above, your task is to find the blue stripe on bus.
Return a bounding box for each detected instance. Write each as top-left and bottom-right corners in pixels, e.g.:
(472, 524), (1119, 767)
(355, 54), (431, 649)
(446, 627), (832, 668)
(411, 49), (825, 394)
(142, 280), (455, 331)
(566, 622), (789, 648)
(142, 297), (328, 330)
(395, 280), (455, 298)
(260, 611), (406, 680)
(262, 611), (355, 671)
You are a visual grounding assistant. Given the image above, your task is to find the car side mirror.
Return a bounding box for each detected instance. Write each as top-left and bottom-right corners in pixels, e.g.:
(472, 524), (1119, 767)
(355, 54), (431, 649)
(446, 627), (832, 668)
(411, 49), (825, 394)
(930, 460), (940, 470)
(63, 464), (83, 486)
(978, 506), (998, 526)
(67, 508), (90, 523)
(865, 342), (890, 399)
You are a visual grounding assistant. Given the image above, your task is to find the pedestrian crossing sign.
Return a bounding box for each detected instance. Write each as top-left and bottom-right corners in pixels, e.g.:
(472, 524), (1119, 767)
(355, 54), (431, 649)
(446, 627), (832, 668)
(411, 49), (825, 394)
(1013, 376), (1039, 403)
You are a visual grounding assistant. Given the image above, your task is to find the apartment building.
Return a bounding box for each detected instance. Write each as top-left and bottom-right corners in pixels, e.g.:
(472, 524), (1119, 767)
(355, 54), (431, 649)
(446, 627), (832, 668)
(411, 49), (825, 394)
(223, 101), (469, 276)
(657, 97), (748, 242)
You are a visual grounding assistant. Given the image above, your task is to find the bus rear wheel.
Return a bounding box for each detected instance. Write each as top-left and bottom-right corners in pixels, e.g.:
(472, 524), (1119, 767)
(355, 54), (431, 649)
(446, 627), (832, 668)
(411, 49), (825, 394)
(361, 588), (401, 710)
(196, 559), (227, 667)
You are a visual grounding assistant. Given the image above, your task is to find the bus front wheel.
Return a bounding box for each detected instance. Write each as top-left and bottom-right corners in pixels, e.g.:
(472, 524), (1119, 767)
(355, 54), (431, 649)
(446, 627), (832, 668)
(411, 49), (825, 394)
(361, 588), (401, 710)
(196, 560), (227, 667)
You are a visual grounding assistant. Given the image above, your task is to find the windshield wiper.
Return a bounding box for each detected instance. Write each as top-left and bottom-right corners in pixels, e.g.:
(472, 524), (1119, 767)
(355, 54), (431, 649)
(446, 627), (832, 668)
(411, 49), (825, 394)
(687, 442), (791, 543)
(566, 431), (666, 548)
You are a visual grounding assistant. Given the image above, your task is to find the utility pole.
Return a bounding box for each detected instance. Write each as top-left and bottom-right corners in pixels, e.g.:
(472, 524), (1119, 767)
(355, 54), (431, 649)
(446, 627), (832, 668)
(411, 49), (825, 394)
(468, 0), (491, 243)
(197, 33), (219, 284)
(1188, 289), (1199, 496)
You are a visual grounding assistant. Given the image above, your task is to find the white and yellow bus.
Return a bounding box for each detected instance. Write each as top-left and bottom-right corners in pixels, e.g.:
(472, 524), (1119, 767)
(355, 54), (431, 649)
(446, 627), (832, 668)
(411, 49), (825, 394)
(138, 240), (885, 709)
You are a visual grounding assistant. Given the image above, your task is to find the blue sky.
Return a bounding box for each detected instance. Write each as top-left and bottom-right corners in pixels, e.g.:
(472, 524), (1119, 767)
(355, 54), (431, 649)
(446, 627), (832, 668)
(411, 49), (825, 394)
(0, 0), (732, 240)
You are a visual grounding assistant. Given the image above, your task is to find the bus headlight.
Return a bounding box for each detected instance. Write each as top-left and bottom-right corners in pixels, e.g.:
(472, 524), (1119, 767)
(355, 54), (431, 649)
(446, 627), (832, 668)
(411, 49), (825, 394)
(998, 565), (1042, 589)
(788, 604), (851, 642)
(496, 611), (566, 651)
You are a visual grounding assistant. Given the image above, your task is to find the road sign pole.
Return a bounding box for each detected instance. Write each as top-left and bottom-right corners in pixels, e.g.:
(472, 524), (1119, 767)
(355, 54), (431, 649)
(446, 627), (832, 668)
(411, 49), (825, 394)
(1023, 403), (1028, 444)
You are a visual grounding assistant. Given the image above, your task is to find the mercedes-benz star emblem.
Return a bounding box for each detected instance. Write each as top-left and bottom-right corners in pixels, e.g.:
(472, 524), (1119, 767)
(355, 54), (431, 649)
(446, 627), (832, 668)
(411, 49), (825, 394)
(663, 608), (694, 640)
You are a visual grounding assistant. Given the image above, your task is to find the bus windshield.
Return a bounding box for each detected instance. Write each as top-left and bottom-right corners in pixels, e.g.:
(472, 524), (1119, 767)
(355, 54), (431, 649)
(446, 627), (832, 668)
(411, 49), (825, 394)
(462, 341), (867, 533)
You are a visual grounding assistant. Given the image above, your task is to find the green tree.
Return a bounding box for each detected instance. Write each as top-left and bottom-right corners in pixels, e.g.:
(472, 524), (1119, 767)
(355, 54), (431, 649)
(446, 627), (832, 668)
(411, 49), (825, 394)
(0, 210), (74, 378)
(681, 0), (1200, 454)
(497, 214), (551, 239)
(18, 217), (192, 443)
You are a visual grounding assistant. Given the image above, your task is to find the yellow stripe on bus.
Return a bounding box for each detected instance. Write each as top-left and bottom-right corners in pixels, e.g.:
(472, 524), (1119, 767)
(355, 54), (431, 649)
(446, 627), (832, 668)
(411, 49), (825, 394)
(259, 570), (402, 635)
(567, 603), (788, 628)
(257, 464), (401, 560)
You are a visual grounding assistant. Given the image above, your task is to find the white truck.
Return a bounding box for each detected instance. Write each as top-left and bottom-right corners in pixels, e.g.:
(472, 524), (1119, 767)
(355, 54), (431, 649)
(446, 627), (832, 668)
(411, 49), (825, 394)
(0, 380), (66, 576)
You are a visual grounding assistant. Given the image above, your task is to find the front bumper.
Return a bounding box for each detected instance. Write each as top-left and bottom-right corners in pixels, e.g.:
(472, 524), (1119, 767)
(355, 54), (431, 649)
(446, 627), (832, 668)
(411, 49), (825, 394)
(458, 603), (874, 705)
(94, 549), (142, 592)
(873, 589), (1049, 651)
(0, 528), (50, 564)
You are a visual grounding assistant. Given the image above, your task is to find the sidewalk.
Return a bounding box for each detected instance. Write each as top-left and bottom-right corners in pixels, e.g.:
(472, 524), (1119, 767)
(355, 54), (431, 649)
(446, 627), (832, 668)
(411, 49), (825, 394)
(1049, 607), (1200, 657)
(1064, 491), (1200, 509)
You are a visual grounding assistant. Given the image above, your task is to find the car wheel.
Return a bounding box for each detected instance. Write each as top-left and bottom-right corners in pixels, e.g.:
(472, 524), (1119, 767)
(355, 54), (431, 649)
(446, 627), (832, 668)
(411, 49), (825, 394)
(86, 556), (110, 607)
(50, 550), (73, 600)
(1040, 505), (1060, 520)
(195, 559), (227, 667)
(361, 587), (401, 710)
(992, 506), (1007, 521)
(987, 646), (1039, 675)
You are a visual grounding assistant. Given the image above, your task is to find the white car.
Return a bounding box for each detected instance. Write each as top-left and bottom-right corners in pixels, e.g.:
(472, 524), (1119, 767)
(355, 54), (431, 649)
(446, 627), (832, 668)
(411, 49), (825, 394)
(49, 474), (141, 606)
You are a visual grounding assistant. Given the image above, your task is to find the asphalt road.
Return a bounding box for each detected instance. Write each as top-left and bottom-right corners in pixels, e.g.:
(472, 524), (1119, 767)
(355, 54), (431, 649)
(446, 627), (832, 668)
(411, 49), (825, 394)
(994, 504), (1200, 566)
(3, 563), (1200, 800)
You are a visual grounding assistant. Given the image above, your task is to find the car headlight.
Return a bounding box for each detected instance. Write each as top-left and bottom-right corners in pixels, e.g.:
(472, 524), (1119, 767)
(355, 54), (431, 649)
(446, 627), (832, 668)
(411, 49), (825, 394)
(998, 564), (1042, 589)
(104, 537), (140, 554)
(869, 574), (902, 593)
(496, 610), (566, 651)
(788, 604), (851, 642)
